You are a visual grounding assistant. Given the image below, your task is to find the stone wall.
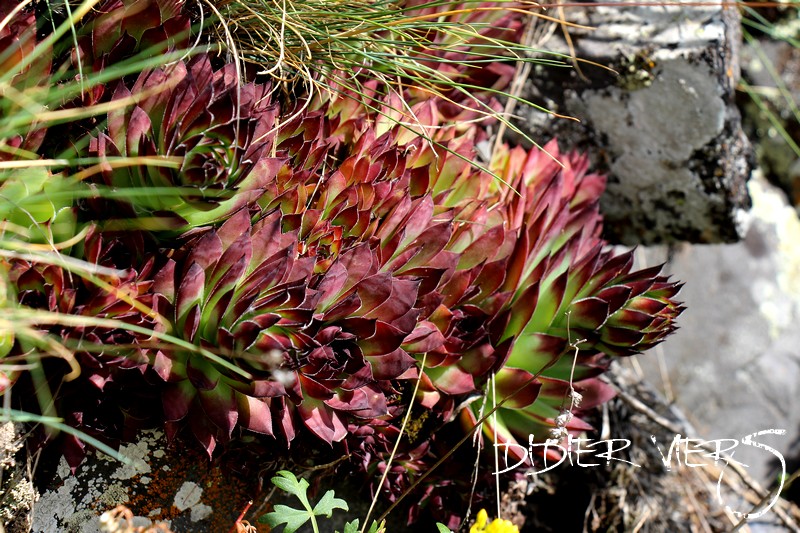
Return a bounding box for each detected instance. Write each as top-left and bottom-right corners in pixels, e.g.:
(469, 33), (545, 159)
(516, 0), (753, 244)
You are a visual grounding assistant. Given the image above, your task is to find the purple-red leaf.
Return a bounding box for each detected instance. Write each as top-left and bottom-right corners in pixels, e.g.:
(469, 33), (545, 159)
(189, 411), (217, 458)
(176, 262), (204, 324)
(186, 357), (220, 391)
(236, 393), (273, 435)
(573, 378), (616, 410)
(457, 225), (505, 270)
(607, 309), (657, 330)
(569, 297), (609, 330)
(325, 385), (388, 419)
(316, 261), (348, 311)
(199, 383), (238, 437)
(297, 399), (347, 444)
(185, 230), (223, 275)
(506, 333), (567, 372)
(359, 321), (406, 357)
(402, 321), (446, 354)
(501, 282), (538, 342)
(365, 278), (419, 323)
(162, 380), (195, 422)
(425, 364), (476, 395)
(365, 348), (416, 380)
(494, 367), (541, 409)
(153, 258), (176, 300)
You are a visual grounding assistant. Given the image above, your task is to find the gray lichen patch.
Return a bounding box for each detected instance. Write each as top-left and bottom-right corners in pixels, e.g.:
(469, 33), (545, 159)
(97, 483), (128, 508)
(0, 422), (21, 468)
(580, 60), (725, 163)
(173, 482), (202, 512)
(32, 430), (166, 532)
(515, 0), (752, 244)
(32, 429), (249, 532)
(190, 504), (213, 522)
(0, 422), (38, 531)
(110, 431), (162, 480)
(32, 476), (79, 533)
(63, 510), (98, 533)
(577, 55), (747, 243)
(173, 482), (213, 524)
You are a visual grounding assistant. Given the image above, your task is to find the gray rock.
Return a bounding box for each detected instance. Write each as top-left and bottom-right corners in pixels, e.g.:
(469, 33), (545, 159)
(32, 431), (167, 533)
(29, 430), (371, 533)
(516, 0), (753, 244)
(29, 430), (249, 533)
(0, 422), (37, 532)
(635, 172), (800, 483)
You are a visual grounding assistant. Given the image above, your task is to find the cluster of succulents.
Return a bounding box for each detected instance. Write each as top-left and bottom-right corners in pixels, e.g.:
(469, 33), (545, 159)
(1, 0), (683, 527)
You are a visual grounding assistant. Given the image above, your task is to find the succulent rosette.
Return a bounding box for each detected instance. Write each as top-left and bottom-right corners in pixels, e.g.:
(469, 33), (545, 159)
(0, 169), (81, 247)
(145, 206), (430, 455)
(5, 227), (166, 467)
(0, 1), (51, 144)
(276, 92), (683, 507)
(3, 64), (682, 521)
(85, 0), (189, 60)
(2, 2), (56, 85)
(0, 0), (51, 98)
(255, 87), (682, 489)
(0, 3), (75, 244)
(89, 55), (283, 228)
(0, 262), (18, 395)
(0, 1), (692, 529)
(447, 142), (684, 469)
(72, 0), (190, 106)
(126, 91), (515, 459)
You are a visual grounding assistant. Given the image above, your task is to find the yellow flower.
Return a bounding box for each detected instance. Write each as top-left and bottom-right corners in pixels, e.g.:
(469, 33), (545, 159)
(469, 509), (519, 533)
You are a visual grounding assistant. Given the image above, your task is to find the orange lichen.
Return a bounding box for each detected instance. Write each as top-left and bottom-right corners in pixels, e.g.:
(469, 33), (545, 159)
(117, 437), (264, 532)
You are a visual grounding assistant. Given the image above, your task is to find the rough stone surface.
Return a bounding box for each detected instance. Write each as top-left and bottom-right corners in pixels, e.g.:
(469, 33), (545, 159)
(0, 422), (38, 532)
(29, 428), (387, 533)
(517, 0), (753, 244)
(31, 430), (255, 533)
(635, 172), (800, 483)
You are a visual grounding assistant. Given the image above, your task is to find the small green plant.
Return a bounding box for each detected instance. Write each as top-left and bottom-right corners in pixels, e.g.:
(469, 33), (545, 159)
(261, 470), (385, 533)
(261, 470), (458, 532)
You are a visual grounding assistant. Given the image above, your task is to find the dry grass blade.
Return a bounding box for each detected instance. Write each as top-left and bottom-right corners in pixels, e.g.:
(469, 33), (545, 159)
(209, 1), (577, 140)
(604, 367), (800, 532)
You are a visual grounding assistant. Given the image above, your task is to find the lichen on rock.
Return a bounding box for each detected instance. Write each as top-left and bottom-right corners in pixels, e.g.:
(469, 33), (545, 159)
(515, 0), (753, 244)
(0, 422), (38, 532)
(33, 430), (255, 533)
